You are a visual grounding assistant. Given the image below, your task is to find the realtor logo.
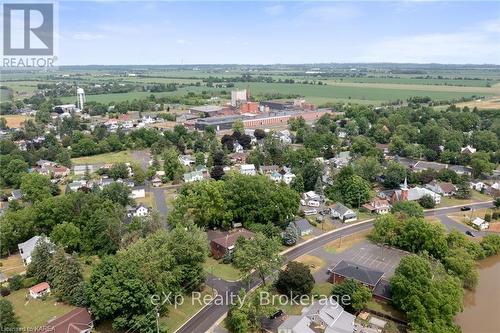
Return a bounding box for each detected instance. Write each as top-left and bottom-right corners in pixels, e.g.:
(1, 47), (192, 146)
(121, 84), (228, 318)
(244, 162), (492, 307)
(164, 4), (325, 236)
(3, 3), (53, 55)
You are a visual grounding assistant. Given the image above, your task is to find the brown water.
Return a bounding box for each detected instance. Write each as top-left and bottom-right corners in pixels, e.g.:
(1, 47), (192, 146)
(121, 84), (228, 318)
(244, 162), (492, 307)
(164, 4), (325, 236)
(455, 255), (500, 333)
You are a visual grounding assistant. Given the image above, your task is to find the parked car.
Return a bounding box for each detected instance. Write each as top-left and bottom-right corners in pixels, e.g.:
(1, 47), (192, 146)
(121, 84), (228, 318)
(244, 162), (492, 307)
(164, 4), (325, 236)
(269, 309), (284, 319)
(465, 230), (476, 237)
(461, 206), (471, 211)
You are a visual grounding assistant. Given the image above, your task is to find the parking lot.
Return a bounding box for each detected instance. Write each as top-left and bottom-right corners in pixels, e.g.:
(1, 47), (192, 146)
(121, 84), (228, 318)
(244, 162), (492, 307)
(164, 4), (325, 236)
(311, 241), (409, 282)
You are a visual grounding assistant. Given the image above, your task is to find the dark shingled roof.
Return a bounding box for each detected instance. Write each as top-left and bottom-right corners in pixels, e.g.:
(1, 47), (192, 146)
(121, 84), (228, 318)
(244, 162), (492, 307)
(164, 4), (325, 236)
(211, 229), (255, 249)
(373, 279), (392, 300)
(332, 260), (384, 287)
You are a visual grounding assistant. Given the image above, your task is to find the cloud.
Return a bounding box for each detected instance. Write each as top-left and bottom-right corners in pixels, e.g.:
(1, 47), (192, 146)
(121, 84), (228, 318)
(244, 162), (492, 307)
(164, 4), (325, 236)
(264, 4), (285, 16)
(302, 4), (361, 22)
(176, 39), (190, 45)
(72, 32), (105, 40)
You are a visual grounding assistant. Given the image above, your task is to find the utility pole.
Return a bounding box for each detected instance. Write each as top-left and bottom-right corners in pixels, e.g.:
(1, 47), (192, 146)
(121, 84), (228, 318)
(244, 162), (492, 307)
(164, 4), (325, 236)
(156, 308), (160, 333)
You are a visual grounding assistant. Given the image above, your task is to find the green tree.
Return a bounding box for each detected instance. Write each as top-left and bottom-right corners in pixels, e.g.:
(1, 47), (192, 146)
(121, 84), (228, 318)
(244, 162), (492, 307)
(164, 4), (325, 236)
(131, 164), (146, 184)
(419, 194), (435, 209)
(331, 278), (372, 312)
(163, 148), (184, 181)
(471, 152), (494, 178)
(100, 182), (133, 207)
(391, 201), (424, 218)
(26, 238), (54, 283)
(0, 299), (20, 331)
(20, 173), (52, 203)
(275, 261), (314, 296)
(480, 234), (500, 257)
(49, 248), (86, 305)
(383, 162), (407, 189)
(353, 156), (382, 182)
(50, 222), (81, 252)
(108, 163), (129, 180)
(1, 157), (28, 187)
(232, 120), (244, 134)
(290, 173), (305, 194)
(227, 307), (249, 333)
(455, 180), (471, 199)
(282, 222), (299, 246)
(195, 152), (205, 166)
(443, 248), (478, 290)
(233, 233), (282, 285)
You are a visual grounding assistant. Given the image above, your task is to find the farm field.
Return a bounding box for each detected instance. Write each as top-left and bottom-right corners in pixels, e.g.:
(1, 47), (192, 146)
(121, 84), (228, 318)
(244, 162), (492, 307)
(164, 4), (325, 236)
(2, 114), (32, 128)
(71, 150), (137, 165)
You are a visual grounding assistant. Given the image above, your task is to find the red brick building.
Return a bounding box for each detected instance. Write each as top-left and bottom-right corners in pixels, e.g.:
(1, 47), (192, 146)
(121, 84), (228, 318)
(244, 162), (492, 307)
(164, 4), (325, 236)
(210, 229), (255, 259)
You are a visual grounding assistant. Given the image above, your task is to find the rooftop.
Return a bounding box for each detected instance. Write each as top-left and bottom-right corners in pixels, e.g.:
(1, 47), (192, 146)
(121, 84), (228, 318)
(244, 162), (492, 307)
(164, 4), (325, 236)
(331, 260), (384, 287)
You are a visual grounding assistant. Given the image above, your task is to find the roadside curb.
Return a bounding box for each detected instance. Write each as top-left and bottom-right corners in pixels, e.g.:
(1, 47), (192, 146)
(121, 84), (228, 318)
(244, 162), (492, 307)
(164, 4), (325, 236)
(173, 287), (219, 333)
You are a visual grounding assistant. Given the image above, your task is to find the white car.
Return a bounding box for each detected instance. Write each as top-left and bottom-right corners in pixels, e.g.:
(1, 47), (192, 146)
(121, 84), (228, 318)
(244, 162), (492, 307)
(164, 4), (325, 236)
(304, 209), (317, 216)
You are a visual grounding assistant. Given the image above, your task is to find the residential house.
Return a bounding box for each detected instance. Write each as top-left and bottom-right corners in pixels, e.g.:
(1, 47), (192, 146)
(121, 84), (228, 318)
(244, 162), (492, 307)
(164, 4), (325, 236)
(260, 165), (279, 174)
(412, 160), (447, 172)
(426, 180), (456, 196)
(472, 217), (489, 230)
(379, 178), (441, 205)
(303, 191), (322, 202)
(230, 152), (249, 164)
(363, 199), (390, 215)
(126, 204), (150, 218)
(18, 236), (52, 266)
(277, 300), (355, 333)
(376, 143), (390, 156)
(210, 229), (255, 259)
(448, 165), (473, 176)
(470, 181), (487, 192)
(151, 175), (163, 187)
(330, 203), (358, 222)
(8, 189), (22, 201)
(29, 282), (51, 299)
(282, 172), (296, 185)
(51, 166), (70, 178)
(461, 145), (477, 154)
(294, 218), (313, 236)
(179, 155), (195, 167)
(331, 151), (351, 168)
(184, 170), (204, 183)
(240, 164), (256, 176)
(131, 185), (146, 199)
(41, 307), (93, 333)
(268, 171), (282, 183)
(66, 180), (86, 193)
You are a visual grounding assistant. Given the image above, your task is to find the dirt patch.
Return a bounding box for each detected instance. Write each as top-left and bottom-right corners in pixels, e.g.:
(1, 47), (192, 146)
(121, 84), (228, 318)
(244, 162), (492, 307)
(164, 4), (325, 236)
(294, 255), (326, 273)
(457, 97), (500, 110)
(0, 253), (25, 278)
(2, 114), (31, 128)
(488, 222), (500, 233)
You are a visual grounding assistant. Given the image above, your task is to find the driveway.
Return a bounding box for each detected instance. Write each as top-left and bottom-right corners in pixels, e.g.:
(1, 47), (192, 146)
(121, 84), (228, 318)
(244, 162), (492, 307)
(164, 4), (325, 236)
(149, 185), (169, 227)
(434, 214), (486, 236)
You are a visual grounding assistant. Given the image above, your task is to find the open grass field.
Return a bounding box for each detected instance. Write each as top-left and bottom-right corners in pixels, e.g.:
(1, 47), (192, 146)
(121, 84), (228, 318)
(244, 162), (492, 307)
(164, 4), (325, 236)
(71, 150), (136, 165)
(294, 254), (326, 273)
(159, 287), (213, 332)
(323, 229), (371, 254)
(203, 257), (242, 281)
(6, 289), (76, 327)
(438, 191), (492, 208)
(0, 253), (25, 278)
(1, 114), (32, 128)
(135, 192), (157, 209)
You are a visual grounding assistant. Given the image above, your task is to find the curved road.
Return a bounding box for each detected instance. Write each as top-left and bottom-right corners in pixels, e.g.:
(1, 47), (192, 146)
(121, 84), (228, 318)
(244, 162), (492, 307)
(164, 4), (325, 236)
(176, 201), (493, 333)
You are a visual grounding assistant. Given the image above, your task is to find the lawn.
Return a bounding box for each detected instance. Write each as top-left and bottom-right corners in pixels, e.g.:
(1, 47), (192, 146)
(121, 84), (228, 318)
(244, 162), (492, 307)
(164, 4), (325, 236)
(448, 208), (498, 226)
(323, 229), (371, 254)
(438, 191), (492, 208)
(0, 253), (25, 278)
(312, 282), (332, 297)
(159, 287), (213, 332)
(71, 150), (136, 165)
(6, 289), (76, 327)
(294, 255), (326, 273)
(135, 192), (157, 209)
(366, 300), (407, 322)
(79, 256), (101, 282)
(203, 257), (242, 281)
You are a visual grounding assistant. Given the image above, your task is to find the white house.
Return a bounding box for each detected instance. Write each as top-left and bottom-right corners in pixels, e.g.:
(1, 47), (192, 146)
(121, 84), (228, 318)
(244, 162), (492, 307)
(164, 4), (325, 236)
(240, 164), (256, 176)
(425, 181), (456, 197)
(127, 204), (150, 218)
(330, 203), (357, 222)
(184, 170), (204, 183)
(472, 217), (489, 230)
(282, 172), (296, 185)
(233, 142), (244, 153)
(29, 282), (51, 299)
(461, 145), (477, 154)
(179, 155), (195, 167)
(470, 181), (487, 192)
(18, 236), (52, 266)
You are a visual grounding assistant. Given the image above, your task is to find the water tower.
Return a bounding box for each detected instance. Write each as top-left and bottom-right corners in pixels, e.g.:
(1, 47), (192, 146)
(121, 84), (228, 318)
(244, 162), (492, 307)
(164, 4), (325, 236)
(77, 87), (86, 111)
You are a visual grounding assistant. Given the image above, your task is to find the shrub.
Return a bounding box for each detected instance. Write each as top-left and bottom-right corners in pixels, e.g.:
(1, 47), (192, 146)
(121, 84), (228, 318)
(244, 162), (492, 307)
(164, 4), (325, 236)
(275, 261), (315, 296)
(492, 211), (499, 220)
(7, 275), (22, 291)
(484, 213), (492, 222)
(0, 286), (11, 296)
(21, 277), (37, 288)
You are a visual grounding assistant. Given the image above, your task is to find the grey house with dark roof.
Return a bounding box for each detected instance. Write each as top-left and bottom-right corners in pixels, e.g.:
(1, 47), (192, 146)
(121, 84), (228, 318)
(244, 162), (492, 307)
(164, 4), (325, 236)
(328, 260), (384, 289)
(294, 218), (313, 236)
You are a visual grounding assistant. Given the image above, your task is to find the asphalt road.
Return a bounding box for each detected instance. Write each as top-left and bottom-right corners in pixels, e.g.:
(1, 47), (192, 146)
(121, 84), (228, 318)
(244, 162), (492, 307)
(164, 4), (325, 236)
(176, 201), (493, 333)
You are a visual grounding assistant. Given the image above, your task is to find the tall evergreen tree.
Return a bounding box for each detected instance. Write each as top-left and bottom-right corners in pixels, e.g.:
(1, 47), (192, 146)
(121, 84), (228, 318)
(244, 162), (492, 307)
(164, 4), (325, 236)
(49, 248), (86, 306)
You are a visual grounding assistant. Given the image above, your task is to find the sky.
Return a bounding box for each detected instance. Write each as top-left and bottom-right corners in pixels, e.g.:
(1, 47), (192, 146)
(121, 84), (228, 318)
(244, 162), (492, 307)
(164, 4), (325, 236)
(54, 1), (500, 65)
